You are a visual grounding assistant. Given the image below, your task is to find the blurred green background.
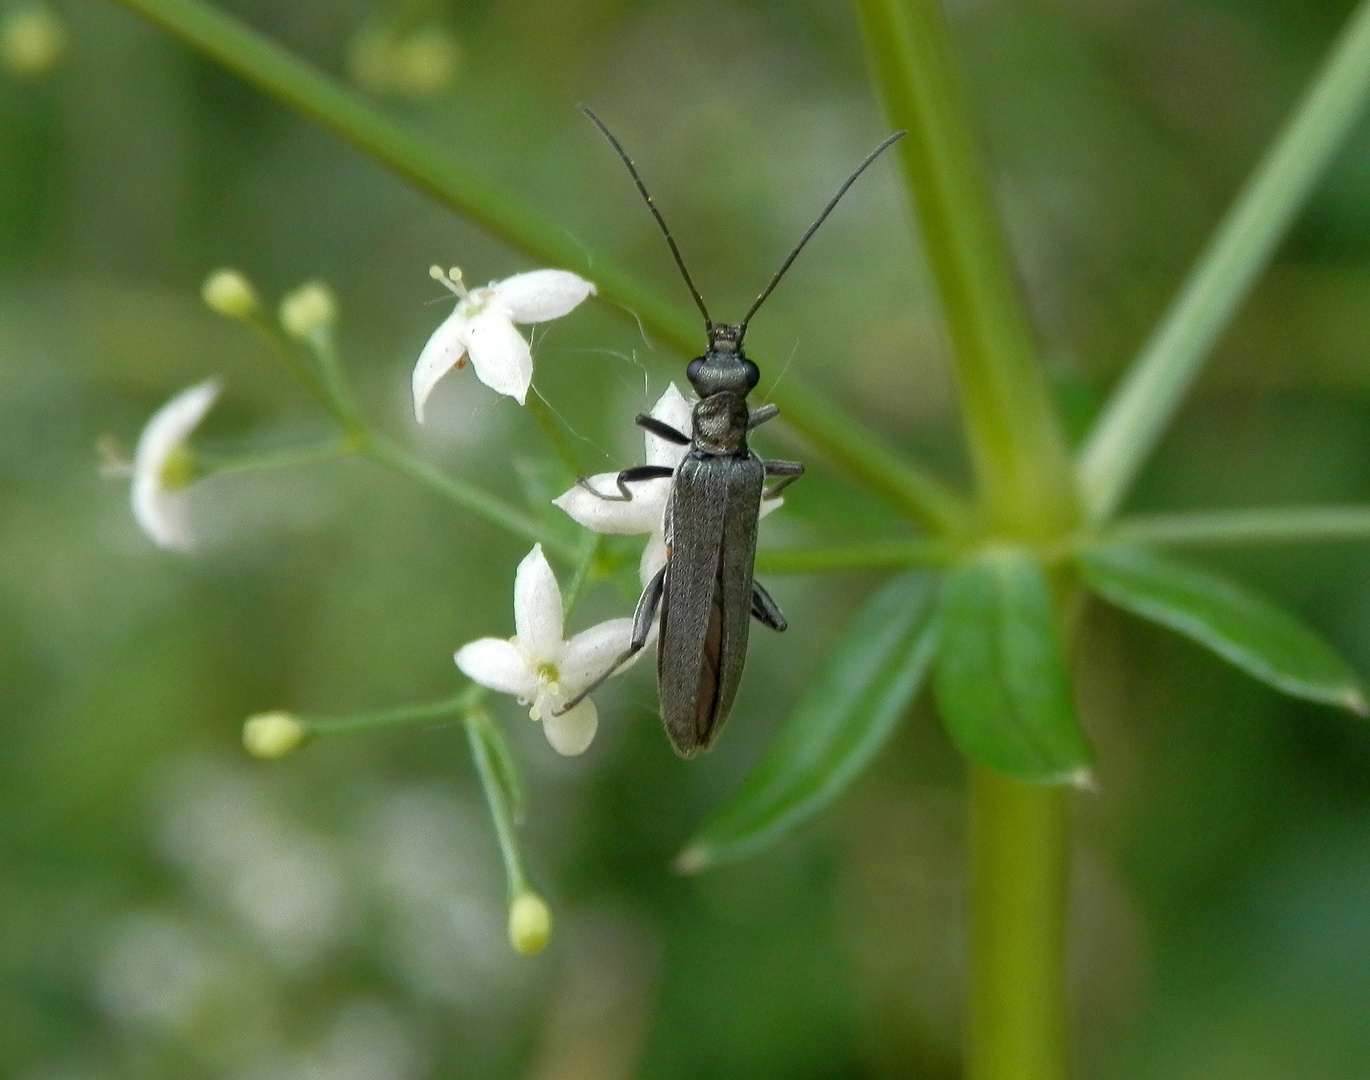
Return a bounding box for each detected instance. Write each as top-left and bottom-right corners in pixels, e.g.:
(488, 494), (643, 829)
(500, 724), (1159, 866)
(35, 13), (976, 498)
(4, 0), (1370, 1077)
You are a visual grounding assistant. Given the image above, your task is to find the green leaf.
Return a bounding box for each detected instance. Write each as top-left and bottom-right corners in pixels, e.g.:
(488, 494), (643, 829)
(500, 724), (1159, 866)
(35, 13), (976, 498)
(1078, 545), (1368, 715)
(678, 571), (940, 873)
(933, 551), (1093, 784)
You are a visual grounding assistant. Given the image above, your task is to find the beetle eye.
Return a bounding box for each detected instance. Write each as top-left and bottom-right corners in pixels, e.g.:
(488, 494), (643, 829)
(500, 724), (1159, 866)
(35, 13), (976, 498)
(742, 361), (760, 389)
(686, 357), (706, 384)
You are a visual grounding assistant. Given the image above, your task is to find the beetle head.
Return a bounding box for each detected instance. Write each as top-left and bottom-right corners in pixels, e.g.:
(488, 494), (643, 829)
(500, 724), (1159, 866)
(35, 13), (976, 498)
(687, 325), (760, 398)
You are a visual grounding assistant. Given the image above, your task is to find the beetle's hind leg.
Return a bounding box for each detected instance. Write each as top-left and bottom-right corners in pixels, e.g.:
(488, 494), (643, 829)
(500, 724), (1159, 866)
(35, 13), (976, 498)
(751, 580), (788, 631)
(761, 458), (804, 498)
(553, 565), (666, 715)
(576, 464), (674, 501)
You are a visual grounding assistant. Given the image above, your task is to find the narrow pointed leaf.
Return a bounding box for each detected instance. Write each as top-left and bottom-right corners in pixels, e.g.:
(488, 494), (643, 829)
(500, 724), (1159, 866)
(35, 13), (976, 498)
(1078, 545), (1368, 715)
(933, 551), (1093, 784)
(679, 571), (940, 873)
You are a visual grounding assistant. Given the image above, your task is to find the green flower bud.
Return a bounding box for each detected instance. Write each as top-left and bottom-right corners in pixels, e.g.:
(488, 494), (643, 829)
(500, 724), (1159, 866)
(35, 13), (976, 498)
(0, 4), (66, 80)
(279, 280), (336, 340)
(201, 269), (260, 319)
(243, 712), (305, 759)
(507, 891), (552, 956)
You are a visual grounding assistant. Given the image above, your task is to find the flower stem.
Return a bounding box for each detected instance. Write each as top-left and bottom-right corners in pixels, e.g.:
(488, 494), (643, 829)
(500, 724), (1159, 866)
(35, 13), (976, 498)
(525, 387), (584, 478)
(307, 328), (364, 433)
(466, 709), (531, 897)
(854, 0), (1076, 538)
(240, 312), (340, 421)
(301, 686), (483, 739)
(753, 537), (953, 575)
(968, 767), (1071, 1080)
(196, 438), (351, 480)
(362, 434), (578, 559)
(1099, 504), (1370, 549)
(103, 0), (967, 535)
(1077, 0), (1370, 524)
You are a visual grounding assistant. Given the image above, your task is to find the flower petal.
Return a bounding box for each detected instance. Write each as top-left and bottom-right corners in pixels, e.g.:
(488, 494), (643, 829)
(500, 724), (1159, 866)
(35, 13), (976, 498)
(561, 617), (637, 692)
(466, 309), (533, 404)
(132, 379), (221, 552)
(455, 638), (538, 699)
(412, 309), (471, 422)
(552, 474), (669, 535)
(513, 544), (564, 661)
(542, 696), (598, 756)
(492, 270), (596, 324)
(639, 532), (668, 589)
(645, 383), (694, 468)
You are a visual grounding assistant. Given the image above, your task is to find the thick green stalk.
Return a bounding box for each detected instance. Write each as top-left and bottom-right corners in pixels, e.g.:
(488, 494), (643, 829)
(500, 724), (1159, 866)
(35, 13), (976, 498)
(105, 0), (966, 533)
(1101, 505), (1370, 548)
(855, 3), (1080, 1078)
(1077, 0), (1370, 524)
(854, 0), (1076, 537)
(969, 768), (1072, 1080)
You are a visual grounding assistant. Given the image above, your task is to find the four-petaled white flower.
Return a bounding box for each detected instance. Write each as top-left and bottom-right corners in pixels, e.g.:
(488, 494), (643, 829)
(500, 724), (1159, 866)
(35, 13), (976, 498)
(455, 544), (635, 756)
(131, 379), (221, 553)
(553, 384), (783, 586)
(413, 266), (596, 419)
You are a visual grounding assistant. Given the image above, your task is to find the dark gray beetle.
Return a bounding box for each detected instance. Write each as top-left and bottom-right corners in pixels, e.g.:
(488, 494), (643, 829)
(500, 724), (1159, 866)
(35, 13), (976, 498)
(559, 108), (903, 756)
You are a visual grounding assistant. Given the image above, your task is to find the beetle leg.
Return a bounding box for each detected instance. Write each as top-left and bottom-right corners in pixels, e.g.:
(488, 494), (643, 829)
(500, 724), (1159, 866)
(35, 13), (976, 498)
(750, 580), (788, 631)
(576, 464), (674, 501)
(747, 403), (780, 429)
(635, 413), (691, 445)
(761, 459), (804, 498)
(553, 566), (667, 715)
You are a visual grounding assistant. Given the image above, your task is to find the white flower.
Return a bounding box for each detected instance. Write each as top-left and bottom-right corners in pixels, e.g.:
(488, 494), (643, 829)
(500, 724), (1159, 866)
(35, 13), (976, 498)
(553, 384), (783, 585)
(131, 379), (221, 552)
(413, 266), (596, 419)
(455, 544), (634, 756)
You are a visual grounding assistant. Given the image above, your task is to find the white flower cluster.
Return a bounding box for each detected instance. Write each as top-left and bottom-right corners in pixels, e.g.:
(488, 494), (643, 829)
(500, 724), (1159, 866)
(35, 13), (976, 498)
(123, 264), (779, 758)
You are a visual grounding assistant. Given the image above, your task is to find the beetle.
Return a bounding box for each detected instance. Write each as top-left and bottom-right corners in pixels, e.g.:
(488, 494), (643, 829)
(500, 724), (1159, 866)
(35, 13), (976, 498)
(558, 107), (904, 756)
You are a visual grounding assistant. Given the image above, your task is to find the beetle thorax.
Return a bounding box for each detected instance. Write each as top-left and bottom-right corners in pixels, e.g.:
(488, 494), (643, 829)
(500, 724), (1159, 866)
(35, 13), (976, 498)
(691, 392), (749, 455)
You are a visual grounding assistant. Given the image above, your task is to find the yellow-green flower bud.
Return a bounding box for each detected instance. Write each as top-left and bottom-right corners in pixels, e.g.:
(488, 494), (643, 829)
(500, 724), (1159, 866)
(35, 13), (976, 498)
(201, 269), (260, 319)
(242, 712), (305, 759)
(0, 4), (66, 80)
(279, 280), (336, 340)
(507, 891), (551, 956)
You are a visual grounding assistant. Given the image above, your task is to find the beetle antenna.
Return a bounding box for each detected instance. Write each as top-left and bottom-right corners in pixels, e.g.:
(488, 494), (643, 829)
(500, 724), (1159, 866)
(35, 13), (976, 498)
(739, 130), (905, 337)
(579, 105), (713, 332)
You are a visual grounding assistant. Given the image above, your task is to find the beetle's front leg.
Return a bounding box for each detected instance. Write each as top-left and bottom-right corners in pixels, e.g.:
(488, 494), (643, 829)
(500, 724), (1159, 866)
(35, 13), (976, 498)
(761, 459), (804, 498)
(576, 464), (674, 501)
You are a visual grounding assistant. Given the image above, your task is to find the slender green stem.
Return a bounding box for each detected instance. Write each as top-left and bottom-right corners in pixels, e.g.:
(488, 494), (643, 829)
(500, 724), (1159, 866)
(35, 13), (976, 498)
(302, 685), (483, 738)
(854, 0), (1076, 537)
(525, 387), (584, 478)
(362, 434), (577, 559)
(754, 538), (953, 575)
(241, 312), (338, 419)
(772, 380), (970, 534)
(1098, 505), (1370, 549)
(561, 532), (601, 614)
(968, 768), (1071, 1080)
(104, 0), (966, 533)
(196, 438), (351, 480)
(466, 709), (530, 897)
(1077, 0), (1370, 524)
(307, 328), (364, 432)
